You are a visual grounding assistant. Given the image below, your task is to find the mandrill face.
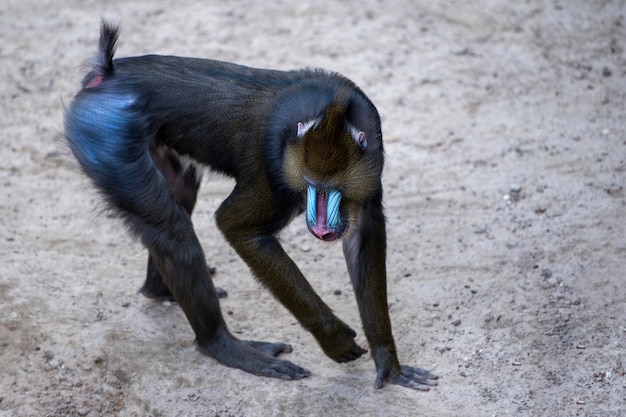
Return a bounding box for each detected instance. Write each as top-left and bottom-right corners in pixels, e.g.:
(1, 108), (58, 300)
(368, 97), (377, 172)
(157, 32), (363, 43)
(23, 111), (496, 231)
(282, 100), (382, 242)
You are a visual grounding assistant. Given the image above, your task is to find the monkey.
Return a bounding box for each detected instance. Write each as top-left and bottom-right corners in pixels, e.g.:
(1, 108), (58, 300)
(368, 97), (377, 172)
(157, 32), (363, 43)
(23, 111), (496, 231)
(64, 22), (438, 390)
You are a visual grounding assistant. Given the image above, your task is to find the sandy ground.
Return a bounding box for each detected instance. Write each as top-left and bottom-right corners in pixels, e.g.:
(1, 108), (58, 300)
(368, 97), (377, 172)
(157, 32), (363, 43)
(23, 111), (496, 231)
(1, 0), (625, 416)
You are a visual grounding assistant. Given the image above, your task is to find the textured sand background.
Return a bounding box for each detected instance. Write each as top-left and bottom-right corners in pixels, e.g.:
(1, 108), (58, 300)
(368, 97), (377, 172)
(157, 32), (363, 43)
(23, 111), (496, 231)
(1, 0), (624, 416)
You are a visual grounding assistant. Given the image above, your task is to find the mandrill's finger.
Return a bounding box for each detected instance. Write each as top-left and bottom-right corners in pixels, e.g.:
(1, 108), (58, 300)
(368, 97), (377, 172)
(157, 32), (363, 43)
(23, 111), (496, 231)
(401, 365), (439, 384)
(375, 365), (439, 390)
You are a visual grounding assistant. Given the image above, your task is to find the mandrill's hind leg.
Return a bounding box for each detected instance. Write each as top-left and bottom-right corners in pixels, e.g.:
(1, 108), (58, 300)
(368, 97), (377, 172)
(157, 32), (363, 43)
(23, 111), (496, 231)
(140, 146), (226, 300)
(143, 253), (226, 300)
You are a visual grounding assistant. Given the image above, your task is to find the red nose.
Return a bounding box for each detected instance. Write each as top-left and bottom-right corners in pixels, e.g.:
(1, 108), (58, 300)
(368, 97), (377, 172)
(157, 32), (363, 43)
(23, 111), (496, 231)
(309, 224), (340, 241)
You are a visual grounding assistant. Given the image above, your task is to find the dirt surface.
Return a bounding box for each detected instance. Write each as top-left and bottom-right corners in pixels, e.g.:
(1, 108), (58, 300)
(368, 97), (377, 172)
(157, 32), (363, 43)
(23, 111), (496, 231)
(1, 0), (625, 416)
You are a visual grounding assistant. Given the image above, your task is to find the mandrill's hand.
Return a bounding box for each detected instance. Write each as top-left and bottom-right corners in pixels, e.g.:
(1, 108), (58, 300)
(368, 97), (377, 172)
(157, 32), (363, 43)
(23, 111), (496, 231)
(375, 364), (439, 391)
(316, 320), (368, 363)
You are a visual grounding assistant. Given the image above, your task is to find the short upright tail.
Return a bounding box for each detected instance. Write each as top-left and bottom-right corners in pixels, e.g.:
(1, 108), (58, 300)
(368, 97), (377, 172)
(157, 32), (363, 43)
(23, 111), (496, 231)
(82, 21), (119, 88)
(96, 21), (118, 76)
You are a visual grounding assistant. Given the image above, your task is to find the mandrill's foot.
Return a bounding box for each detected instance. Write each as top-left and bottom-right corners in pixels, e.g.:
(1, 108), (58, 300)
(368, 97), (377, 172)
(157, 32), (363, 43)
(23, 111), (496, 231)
(198, 332), (311, 381)
(375, 364), (439, 391)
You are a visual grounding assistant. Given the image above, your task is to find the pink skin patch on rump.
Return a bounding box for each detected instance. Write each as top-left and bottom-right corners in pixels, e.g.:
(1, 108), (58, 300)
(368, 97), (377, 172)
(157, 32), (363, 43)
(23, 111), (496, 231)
(85, 74), (104, 88)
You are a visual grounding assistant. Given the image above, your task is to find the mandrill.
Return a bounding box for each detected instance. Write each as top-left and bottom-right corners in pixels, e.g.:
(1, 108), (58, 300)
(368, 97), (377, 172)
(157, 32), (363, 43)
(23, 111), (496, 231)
(64, 22), (438, 390)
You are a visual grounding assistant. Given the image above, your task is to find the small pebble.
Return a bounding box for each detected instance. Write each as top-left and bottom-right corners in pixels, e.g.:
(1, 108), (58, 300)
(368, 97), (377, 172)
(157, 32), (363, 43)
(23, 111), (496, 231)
(451, 46), (469, 55)
(509, 185), (522, 201)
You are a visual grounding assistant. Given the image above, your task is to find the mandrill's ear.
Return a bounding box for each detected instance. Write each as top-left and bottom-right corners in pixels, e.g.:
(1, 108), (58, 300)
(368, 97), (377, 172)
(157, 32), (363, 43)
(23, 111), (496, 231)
(297, 119), (320, 138)
(349, 125), (367, 149)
